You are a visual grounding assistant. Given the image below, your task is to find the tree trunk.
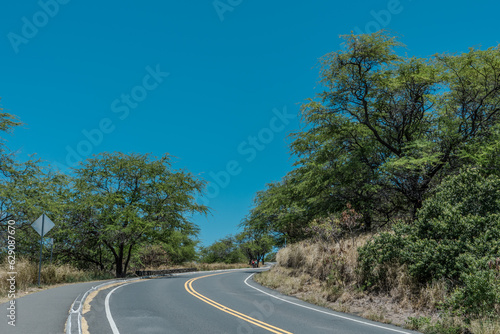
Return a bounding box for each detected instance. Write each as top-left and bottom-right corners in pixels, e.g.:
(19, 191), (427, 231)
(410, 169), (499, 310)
(363, 215), (372, 232)
(115, 244), (124, 278)
(123, 243), (134, 277)
(98, 244), (105, 271)
(411, 199), (423, 221)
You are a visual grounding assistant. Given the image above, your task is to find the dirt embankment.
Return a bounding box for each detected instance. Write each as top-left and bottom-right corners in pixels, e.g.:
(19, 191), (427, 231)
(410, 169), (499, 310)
(253, 236), (444, 328)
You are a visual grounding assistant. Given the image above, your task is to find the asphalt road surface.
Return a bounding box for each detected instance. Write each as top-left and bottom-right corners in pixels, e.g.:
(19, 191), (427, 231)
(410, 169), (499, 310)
(1, 280), (105, 334)
(1, 268), (422, 334)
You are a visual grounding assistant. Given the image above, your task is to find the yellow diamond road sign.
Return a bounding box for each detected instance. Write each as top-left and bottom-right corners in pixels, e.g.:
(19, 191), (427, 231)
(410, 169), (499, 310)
(31, 214), (55, 237)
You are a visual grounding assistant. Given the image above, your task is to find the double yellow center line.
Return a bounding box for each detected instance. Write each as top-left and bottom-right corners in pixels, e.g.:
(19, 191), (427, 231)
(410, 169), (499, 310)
(184, 272), (293, 334)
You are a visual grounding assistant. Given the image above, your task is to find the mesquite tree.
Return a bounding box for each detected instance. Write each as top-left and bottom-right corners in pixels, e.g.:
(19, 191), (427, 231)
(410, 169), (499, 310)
(68, 152), (208, 277)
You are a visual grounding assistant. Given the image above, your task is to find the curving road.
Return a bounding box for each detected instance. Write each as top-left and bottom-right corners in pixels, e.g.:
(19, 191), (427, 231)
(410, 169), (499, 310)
(1, 267), (422, 334)
(83, 268), (420, 334)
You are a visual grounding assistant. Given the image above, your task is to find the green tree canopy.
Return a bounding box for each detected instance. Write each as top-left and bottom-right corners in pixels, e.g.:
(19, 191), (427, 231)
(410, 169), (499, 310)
(236, 229), (274, 265)
(297, 31), (500, 220)
(0, 96), (22, 182)
(0, 100), (68, 259)
(199, 235), (245, 264)
(62, 152), (208, 277)
(249, 32), (500, 240)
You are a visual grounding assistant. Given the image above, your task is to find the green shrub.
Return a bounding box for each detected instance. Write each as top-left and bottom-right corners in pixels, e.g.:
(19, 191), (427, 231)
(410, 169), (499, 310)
(359, 168), (500, 319)
(406, 316), (465, 334)
(447, 267), (500, 319)
(406, 316), (432, 331)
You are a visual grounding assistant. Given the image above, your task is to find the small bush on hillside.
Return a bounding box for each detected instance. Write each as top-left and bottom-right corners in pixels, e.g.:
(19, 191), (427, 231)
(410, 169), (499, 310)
(306, 203), (363, 244)
(359, 168), (500, 319)
(135, 244), (170, 269)
(447, 264), (500, 319)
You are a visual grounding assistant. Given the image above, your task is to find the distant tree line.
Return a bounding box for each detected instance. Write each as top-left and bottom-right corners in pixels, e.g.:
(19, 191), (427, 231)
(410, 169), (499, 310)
(199, 229), (274, 266)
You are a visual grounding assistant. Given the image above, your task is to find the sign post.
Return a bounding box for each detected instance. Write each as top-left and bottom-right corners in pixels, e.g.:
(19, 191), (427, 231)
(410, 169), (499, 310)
(31, 214), (55, 285)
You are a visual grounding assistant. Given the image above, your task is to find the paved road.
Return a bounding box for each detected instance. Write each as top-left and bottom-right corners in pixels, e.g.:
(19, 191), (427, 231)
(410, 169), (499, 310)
(0, 280), (111, 334)
(0, 268), (422, 334)
(85, 268), (421, 334)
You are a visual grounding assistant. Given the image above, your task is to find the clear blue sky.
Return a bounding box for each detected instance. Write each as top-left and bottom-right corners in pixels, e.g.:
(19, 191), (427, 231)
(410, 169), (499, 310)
(1, 0), (498, 246)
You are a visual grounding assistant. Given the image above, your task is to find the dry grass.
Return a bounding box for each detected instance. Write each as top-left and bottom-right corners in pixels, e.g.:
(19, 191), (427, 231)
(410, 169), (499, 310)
(469, 319), (500, 334)
(276, 235), (370, 284)
(257, 236), (500, 333)
(190, 262), (250, 271)
(404, 316), (500, 334)
(0, 257), (113, 301)
(255, 235), (447, 327)
(363, 310), (392, 324)
(256, 266), (315, 295)
(133, 262), (250, 273)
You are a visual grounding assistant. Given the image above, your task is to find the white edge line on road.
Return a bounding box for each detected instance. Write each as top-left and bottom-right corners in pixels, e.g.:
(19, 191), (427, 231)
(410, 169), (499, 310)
(67, 267), (254, 334)
(100, 269), (246, 334)
(244, 273), (415, 334)
(66, 295), (78, 334)
(105, 283), (132, 334)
